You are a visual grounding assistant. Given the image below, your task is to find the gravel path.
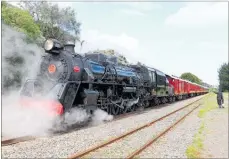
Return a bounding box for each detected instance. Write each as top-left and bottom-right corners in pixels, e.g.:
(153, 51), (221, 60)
(2, 95), (205, 158)
(201, 96), (228, 158)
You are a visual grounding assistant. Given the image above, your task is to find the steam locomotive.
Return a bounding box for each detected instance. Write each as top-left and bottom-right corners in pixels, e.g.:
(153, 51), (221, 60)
(20, 39), (209, 118)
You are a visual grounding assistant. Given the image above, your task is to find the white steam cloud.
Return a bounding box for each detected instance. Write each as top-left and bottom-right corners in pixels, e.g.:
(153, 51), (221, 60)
(2, 24), (43, 94)
(2, 92), (57, 137)
(2, 24), (114, 138)
(90, 109), (114, 126)
(1, 24), (54, 138)
(57, 108), (114, 132)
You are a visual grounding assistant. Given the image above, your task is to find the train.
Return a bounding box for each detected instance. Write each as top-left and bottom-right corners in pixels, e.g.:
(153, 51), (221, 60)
(19, 38), (209, 119)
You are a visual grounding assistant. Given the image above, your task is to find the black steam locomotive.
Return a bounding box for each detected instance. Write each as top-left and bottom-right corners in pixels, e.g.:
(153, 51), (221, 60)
(20, 39), (175, 117)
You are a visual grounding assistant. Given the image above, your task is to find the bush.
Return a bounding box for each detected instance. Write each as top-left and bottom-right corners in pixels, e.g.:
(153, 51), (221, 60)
(1, 1), (41, 39)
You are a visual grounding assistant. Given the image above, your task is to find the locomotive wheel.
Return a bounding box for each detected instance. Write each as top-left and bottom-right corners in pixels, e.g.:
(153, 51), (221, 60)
(123, 103), (137, 114)
(157, 98), (161, 105)
(168, 97), (170, 103)
(105, 106), (112, 115)
(111, 106), (121, 115)
(136, 105), (144, 112)
(123, 106), (130, 114)
(154, 98), (159, 106)
(161, 98), (165, 104)
(130, 104), (137, 112)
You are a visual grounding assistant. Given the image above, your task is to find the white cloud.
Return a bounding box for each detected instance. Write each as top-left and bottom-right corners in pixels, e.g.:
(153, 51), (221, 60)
(75, 30), (140, 63)
(165, 2), (228, 28)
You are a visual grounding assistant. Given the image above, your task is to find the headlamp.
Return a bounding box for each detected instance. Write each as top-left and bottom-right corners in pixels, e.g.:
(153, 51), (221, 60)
(44, 39), (63, 54)
(44, 39), (54, 51)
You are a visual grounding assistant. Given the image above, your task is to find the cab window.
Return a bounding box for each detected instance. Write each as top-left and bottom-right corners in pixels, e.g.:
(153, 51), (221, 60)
(148, 71), (156, 83)
(152, 72), (156, 83)
(149, 71), (153, 82)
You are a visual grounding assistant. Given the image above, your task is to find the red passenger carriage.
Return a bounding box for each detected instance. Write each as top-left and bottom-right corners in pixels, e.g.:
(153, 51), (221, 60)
(166, 74), (208, 100)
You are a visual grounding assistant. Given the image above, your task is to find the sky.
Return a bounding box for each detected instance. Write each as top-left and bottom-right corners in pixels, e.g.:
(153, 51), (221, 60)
(9, 1), (228, 86)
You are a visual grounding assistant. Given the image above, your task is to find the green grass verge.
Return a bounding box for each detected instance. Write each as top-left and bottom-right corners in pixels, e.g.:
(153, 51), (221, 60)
(186, 122), (205, 158)
(223, 92), (228, 100)
(198, 93), (218, 118)
(186, 93), (217, 158)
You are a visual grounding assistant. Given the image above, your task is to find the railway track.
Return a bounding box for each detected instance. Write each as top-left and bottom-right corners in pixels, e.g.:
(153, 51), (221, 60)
(1, 95), (206, 147)
(1, 136), (36, 146)
(67, 95), (206, 159)
(0, 105), (162, 147)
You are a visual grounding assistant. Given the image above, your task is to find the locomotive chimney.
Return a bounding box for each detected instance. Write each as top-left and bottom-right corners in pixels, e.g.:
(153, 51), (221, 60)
(64, 44), (75, 53)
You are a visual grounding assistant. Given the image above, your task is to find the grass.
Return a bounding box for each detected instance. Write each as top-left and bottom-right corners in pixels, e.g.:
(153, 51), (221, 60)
(198, 93), (218, 118)
(186, 93), (217, 158)
(223, 92), (228, 101)
(186, 122), (205, 158)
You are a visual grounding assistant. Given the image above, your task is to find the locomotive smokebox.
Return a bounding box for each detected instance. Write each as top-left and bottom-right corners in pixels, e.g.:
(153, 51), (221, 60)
(64, 43), (75, 53)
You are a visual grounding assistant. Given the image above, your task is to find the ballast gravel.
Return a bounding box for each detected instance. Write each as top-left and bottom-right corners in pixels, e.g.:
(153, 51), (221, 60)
(138, 106), (202, 158)
(2, 95), (205, 158)
(83, 104), (200, 158)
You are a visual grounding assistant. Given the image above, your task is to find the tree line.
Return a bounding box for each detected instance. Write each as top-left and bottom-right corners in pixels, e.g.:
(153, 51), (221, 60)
(180, 72), (202, 85)
(180, 63), (229, 92)
(2, 1), (81, 44)
(218, 63), (228, 92)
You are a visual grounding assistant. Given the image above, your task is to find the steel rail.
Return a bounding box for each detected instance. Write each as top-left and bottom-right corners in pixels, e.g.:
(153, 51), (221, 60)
(68, 95), (207, 159)
(126, 103), (201, 159)
(1, 136), (36, 146)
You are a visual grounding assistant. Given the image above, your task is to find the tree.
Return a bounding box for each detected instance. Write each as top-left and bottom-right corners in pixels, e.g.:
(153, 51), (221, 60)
(180, 72), (202, 84)
(1, 1), (41, 39)
(20, 1), (81, 44)
(2, 22), (43, 94)
(218, 63), (229, 92)
(95, 49), (129, 65)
